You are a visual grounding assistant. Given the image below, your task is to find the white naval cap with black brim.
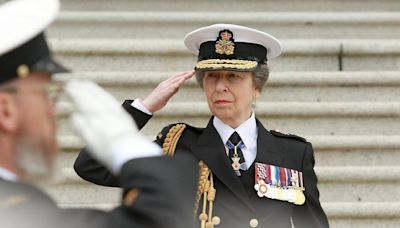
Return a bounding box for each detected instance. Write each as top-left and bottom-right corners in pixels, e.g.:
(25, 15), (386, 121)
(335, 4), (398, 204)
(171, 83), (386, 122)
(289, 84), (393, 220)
(184, 24), (283, 72)
(0, 0), (68, 85)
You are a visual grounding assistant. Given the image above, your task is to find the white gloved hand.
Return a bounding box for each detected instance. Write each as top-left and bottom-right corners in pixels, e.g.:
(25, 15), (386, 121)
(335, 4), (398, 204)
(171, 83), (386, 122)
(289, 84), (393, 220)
(65, 80), (162, 174)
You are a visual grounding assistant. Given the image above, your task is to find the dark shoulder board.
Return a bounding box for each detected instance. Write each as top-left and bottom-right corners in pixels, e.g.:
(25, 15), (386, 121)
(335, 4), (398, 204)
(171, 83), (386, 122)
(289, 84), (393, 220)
(270, 130), (307, 143)
(156, 124), (176, 142)
(156, 123), (190, 141)
(156, 123), (204, 143)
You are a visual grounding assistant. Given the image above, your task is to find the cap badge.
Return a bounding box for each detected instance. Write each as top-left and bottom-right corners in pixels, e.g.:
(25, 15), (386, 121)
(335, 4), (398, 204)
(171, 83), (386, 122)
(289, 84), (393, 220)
(215, 30), (235, 55)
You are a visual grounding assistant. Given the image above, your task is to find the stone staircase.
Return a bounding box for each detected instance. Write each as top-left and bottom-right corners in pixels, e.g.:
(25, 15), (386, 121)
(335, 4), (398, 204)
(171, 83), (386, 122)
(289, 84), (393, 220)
(42, 0), (400, 227)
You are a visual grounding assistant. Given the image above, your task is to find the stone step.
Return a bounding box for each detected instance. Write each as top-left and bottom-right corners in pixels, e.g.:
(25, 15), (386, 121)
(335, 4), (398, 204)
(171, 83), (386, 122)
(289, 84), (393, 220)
(57, 201), (400, 228)
(326, 202), (400, 219)
(55, 101), (400, 136)
(41, 167), (121, 206)
(330, 210), (400, 228)
(50, 12), (400, 39)
(328, 202), (400, 228)
(42, 166), (400, 205)
(59, 0), (400, 12)
(50, 38), (400, 72)
(57, 135), (400, 167)
(61, 71), (400, 102)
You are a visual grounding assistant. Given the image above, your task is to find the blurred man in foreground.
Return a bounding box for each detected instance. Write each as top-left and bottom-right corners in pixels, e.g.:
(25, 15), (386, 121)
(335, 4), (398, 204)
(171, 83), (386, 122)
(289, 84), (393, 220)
(0, 0), (197, 227)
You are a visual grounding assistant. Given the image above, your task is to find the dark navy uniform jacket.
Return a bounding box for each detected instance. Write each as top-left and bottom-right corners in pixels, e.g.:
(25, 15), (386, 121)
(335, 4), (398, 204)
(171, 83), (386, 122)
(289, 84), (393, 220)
(1, 154), (198, 228)
(74, 100), (329, 228)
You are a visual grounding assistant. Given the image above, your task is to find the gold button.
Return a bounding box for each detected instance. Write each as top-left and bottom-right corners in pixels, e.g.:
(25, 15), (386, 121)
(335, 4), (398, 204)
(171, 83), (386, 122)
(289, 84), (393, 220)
(212, 216), (221, 225)
(17, 64), (30, 78)
(249, 218), (258, 227)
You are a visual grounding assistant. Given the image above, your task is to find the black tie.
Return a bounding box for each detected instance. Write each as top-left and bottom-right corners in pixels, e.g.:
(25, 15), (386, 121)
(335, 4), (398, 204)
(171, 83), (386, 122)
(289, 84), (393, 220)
(227, 132), (247, 176)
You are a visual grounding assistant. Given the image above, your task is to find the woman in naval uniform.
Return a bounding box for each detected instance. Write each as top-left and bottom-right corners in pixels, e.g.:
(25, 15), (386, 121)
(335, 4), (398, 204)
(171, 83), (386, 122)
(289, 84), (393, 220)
(74, 24), (329, 228)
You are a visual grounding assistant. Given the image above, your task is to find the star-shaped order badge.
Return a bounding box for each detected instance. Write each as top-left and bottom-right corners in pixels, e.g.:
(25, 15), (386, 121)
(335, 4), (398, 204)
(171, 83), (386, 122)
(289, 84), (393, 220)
(254, 162), (306, 205)
(231, 156), (241, 171)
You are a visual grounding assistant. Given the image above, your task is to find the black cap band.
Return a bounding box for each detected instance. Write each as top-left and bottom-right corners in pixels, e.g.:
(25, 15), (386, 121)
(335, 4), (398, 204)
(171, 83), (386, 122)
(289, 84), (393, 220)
(198, 41), (267, 63)
(0, 33), (68, 84)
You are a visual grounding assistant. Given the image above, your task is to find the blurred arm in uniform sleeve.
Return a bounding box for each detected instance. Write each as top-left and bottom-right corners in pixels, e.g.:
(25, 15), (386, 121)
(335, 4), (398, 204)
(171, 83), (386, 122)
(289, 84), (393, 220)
(67, 80), (198, 228)
(74, 71), (195, 187)
(4, 153), (198, 228)
(74, 99), (153, 187)
(292, 142), (330, 228)
(1, 79), (197, 228)
(111, 153), (198, 228)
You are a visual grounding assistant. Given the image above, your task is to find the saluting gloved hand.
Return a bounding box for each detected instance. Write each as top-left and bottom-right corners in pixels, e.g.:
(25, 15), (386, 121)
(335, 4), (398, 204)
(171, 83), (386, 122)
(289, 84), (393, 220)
(65, 80), (162, 174)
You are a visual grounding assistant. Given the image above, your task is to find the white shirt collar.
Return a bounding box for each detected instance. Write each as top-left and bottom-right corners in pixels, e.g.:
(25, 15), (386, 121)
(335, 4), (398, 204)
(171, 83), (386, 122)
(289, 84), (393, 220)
(0, 167), (18, 182)
(213, 111), (257, 148)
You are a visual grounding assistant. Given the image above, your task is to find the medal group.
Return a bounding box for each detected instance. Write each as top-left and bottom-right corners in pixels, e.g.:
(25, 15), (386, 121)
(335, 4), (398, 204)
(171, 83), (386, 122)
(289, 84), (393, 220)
(254, 163), (306, 205)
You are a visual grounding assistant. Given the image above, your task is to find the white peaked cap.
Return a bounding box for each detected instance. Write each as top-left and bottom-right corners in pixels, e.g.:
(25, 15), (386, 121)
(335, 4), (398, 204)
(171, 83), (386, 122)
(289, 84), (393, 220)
(0, 0), (60, 56)
(184, 23), (283, 60)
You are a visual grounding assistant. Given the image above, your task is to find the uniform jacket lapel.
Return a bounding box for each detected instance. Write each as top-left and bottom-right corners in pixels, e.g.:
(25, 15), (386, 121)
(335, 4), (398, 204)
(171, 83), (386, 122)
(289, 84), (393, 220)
(255, 119), (285, 166)
(192, 118), (254, 211)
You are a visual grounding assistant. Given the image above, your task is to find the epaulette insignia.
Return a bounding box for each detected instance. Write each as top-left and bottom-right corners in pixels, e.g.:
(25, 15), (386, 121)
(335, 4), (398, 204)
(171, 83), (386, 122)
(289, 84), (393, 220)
(156, 124), (176, 141)
(157, 132), (163, 140)
(123, 188), (140, 206)
(270, 130), (307, 142)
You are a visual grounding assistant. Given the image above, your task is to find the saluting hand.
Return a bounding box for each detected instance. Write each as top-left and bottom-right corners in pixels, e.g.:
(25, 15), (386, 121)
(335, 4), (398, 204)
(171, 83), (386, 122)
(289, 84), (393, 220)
(142, 70), (195, 113)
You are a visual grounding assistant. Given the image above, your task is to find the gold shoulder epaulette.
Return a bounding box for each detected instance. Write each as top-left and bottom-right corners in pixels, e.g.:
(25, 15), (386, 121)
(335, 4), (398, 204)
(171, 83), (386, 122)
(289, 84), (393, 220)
(162, 124), (187, 156)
